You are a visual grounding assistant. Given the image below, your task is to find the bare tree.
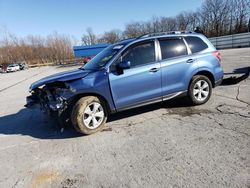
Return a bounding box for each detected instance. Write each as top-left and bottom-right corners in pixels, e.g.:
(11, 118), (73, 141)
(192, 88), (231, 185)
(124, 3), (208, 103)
(123, 22), (149, 38)
(176, 12), (191, 30)
(81, 27), (98, 45)
(82, 0), (249, 41)
(232, 0), (250, 33)
(200, 0), (232, 36)
(100, 30), (122, 44)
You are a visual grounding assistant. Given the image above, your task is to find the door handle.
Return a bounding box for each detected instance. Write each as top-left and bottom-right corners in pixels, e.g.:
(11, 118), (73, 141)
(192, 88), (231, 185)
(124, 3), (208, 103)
(149, 68), (160, 72)
(186, 59), (195, 63)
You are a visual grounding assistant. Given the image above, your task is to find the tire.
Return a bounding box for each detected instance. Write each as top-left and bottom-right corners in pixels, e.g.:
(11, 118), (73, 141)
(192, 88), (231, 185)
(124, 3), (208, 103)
(188, 75), (212, 105)
(71, 96), (107, 135)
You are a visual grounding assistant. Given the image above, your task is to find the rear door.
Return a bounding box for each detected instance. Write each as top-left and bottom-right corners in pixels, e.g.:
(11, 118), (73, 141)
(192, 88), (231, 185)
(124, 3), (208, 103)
(109, 40), (162, 110)
(158, 37), (199, 98)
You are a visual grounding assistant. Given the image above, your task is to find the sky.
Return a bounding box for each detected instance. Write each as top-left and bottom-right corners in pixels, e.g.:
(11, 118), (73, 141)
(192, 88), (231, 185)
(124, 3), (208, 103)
(0, 0), (203, 42)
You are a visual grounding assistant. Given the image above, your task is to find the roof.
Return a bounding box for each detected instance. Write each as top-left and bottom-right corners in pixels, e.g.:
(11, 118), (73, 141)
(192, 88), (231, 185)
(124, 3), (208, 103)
(112, 31), (201, 46)
(115, 38), (136, 45)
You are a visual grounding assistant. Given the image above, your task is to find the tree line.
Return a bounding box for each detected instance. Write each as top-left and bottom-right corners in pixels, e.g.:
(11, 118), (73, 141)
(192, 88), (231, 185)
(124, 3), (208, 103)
(82, 0), (250, 45)
(0, 31), (75, 66)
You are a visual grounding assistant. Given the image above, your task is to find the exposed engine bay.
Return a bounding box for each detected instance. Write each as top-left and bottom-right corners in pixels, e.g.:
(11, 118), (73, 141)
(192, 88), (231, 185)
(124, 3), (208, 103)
(27, 82), (72, 117)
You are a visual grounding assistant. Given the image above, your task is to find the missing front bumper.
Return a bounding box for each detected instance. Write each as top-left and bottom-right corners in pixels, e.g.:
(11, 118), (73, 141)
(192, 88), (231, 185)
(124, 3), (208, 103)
(25, 95), (38, 107)
(25, 95), (67, 113)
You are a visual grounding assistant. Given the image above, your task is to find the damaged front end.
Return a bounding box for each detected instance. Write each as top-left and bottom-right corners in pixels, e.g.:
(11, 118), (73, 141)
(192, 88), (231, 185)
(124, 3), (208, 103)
(25, 68), (91, 112)
(26, 81), (74, 118)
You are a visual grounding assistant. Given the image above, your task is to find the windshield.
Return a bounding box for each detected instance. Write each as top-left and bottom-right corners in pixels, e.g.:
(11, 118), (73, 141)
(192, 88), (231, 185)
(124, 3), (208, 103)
(81, 45), (122, 70)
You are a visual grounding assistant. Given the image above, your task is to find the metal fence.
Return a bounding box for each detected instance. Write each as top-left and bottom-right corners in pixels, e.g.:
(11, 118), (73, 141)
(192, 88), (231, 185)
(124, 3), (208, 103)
(209, 32), (250, 49)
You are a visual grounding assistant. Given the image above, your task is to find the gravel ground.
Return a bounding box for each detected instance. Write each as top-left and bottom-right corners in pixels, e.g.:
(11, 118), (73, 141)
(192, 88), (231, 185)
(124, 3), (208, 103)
(0, 48), (249, 188)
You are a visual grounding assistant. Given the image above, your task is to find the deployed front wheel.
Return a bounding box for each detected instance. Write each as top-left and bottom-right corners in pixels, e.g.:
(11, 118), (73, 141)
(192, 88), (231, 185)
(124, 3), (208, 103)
(188, 75), (212, 105)
(71, 96), (107, 135)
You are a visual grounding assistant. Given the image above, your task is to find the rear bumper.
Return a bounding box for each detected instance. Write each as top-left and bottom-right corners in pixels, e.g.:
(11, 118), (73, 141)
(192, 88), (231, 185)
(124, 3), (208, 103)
(215, 77), (223, 87)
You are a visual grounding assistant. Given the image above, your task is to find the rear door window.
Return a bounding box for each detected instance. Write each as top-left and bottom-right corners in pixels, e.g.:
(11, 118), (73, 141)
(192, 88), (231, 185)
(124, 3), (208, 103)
(159, 38), (188, 60)
(184, 36), (208, 53)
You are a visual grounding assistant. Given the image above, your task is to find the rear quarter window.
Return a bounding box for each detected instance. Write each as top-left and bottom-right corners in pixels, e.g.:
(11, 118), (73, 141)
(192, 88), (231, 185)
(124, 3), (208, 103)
(184, 36), (208, 53)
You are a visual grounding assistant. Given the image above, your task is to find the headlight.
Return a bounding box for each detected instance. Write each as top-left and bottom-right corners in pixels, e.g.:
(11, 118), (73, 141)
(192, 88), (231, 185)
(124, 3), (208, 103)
(54, 88), (67, 95)
(64, 83), (76, 92)
(54, 87), (74, 97)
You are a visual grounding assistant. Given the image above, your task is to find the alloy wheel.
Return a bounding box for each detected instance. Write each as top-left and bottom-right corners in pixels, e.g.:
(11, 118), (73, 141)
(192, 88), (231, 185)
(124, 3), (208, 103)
(193, 80), (210, 102)
(83, 102), (105, 129)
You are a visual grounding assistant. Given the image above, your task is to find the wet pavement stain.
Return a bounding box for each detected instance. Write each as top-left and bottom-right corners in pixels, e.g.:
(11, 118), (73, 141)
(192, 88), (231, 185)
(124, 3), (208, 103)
(61, 178), (79, 188)
(164, 107), (213, 117)
(101, 127), (113, 132)
(31, 169), (60, 188)
(60, 174), (85, 188)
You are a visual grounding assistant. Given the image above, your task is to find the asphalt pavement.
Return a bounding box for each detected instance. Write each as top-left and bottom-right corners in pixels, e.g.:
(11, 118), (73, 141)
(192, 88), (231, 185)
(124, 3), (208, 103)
(0, 48), (249, 188)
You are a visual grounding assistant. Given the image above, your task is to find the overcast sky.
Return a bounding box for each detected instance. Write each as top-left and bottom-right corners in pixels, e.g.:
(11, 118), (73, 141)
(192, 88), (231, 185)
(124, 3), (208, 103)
(0, 0), (203, 39)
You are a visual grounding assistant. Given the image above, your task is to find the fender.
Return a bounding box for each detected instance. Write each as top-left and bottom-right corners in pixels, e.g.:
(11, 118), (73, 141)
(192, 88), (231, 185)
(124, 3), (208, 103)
(67, 70), (116, 112)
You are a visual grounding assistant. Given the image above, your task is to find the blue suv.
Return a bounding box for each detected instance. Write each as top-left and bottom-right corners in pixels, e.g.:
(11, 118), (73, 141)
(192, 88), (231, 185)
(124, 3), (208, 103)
(27, 31), (224, 134)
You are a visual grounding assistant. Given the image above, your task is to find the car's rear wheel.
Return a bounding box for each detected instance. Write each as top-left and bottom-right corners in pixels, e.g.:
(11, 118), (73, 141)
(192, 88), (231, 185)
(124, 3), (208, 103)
(71, 96), (107, 135)
(188, 75), (212, 105)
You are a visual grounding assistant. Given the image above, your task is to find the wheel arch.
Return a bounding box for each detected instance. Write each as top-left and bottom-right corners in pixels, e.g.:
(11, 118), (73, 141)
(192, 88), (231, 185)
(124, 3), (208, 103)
(70, 92), (112, 114)
(190, 70), (215, 88)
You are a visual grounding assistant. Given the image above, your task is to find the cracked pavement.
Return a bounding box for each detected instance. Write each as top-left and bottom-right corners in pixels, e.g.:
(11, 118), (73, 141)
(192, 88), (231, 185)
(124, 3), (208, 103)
(0, 48), (249, 188)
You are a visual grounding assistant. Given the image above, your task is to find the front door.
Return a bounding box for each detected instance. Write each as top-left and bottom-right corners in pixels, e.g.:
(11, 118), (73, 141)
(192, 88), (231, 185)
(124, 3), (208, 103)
(109, 40), (162, 110)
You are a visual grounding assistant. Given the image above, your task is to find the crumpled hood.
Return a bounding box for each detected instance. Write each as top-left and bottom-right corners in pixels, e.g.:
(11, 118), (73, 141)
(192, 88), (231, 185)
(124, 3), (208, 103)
(30, 68), (92, 90)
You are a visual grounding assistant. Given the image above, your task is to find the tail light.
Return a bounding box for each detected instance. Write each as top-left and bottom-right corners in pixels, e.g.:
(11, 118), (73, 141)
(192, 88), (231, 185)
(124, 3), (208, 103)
(212, 51), (221, 63)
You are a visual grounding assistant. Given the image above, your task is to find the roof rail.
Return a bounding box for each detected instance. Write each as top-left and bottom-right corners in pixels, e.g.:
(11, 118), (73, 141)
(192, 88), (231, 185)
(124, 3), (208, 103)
(118, 37), (136, 42)
(137, 31), (196, 39)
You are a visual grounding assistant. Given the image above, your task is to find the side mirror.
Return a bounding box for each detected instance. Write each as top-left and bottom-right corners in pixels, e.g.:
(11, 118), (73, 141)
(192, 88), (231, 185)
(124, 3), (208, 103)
(116, 61), (130, 75)
(118, 61), (130, 69)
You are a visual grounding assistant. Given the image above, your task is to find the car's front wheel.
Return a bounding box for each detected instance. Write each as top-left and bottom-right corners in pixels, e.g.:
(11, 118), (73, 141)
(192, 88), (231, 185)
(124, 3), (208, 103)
(188, 75), (212, 105)
(71, 96), (107, 135)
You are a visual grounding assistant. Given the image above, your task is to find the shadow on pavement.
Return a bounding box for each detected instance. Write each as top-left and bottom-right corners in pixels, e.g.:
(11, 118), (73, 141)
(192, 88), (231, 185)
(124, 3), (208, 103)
(221, 66), (250, 86)
(0, 107), (82, 139)
(108, 98), (193, 122)
(0, 98), (192, 139)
